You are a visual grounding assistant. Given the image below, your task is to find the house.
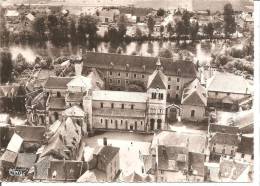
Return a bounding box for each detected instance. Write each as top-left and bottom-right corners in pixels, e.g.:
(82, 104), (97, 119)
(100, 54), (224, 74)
(151, 131), (207, 182)
(78, 144), (120, 182)
(209, 132), (240, 161)
(181, 78), (207, 122)
(206, 72), (252, 110)
(97, 8), (120, 23)
(119, 7), (153, 23)
(235, 136), (253, 163)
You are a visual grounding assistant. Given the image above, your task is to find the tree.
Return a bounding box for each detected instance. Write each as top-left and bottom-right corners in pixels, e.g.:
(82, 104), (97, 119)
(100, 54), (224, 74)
(159, 25), (164, 37)
(77, 15), (98, 45)
(157, 8), (165, 17)
(175, 21), (185, 41)
(159, 48), (173, 58)
(206, 23), (214, 40)
(223, 3), (236, 37)
(107, 25), (119, 43)
(117, 14), (127, 40)
(182, 10), (191, 35)
(32, 16), (46, 42)
(0, 15), (10, 46)
(190, 21), (199, 42)
(166, 23), (173, 37)
(135, 27), (142, 39)
(147, 16), (155, 37)
(69, 19), (77, 45)
(14, 53), (28, 73)
(0, 50), (13, 83)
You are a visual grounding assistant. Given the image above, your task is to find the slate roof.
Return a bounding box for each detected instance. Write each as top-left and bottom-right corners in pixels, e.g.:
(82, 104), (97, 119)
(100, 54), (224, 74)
(92, 90), (148, 103)
(237, 136), (253, 155)
(48, 97), (66, 110)
(83, 52), (197, 78)
(97, 146), (120, 166)
(210, 133), (240, 146)
(207, 72), (251, 94)
(182, 78), (207, 106)
(44, 77), (73, 89)
(15, 125), (46, 142)
(147, 69), (167, 89)
(16, 153), (37, 169)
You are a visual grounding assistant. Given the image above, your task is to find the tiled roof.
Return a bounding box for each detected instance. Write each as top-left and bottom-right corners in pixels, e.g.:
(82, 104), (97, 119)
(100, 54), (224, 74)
(34, 156), (53, 180)
(219, 159), (248, 180)
(15, 125), (46, 142)
(63, 105), (85, 117)
(182, 78), (207, 106)
(209, 124), (240, 134)
(48, 97), (66, 110)
(210, 133), (240, 146)
(92, 90), (148, 103)
(147, 69), (167, 89)
(152, 131), (207, 154)
(122, 171), (144, 182)
(158, 145), (189, 171)
(66, 92), (84, 102)
(207, 72), (251, 94)
(93, 108), (146, 118)
(16, 153), (37, 168)
(237, 136), (253, 155)
(44, 77), (73, 89)
(97, 145), (120, 166)
(0, 150), (17, 163)
(7, 133), (23, 153)
(83, 52), (197, 78)
(189, 152), (205, 177)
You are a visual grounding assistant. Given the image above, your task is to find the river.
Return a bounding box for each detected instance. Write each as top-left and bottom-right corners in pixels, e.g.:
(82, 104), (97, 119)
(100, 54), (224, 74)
(8, 40), (230, 65)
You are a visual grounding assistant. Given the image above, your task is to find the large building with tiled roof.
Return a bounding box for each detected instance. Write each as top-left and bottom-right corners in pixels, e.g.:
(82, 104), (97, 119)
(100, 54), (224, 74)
(82, 52), (197, 102)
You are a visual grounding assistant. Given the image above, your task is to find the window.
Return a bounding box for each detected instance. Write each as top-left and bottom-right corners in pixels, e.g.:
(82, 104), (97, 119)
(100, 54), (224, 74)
(168, 77), (171, 81)
(111, 119), (113, 124)
(251, 154), (254, 160)
(110, 71), (112, 76)
(159, 93), (164, 100)
(101, 119), (103, 123)
(118, 72), (121, 76)
(121, 120), (123, 125)
(126, 73), (129, 77)
(131, 104), (134, 109)
(177, 86), (179, 90)
(100, 102), (103, 108)
(111, 103), (114, 108)
(141, 121), (143, 125)
(222, 148), (225, 154)
(177, 69), (181, 76)
(57, 92), (61, 97)
(227, 92), (230, 96)
(176, 94), (179, 100)
(168, 85), (171, 89)
(241, 153), (245, 158)
(191, 110), (195, 117)
(213, 147), (216, 153)
(152, 92), (157, 99)
(177, 78), (180, 82)
(121, 104), (124, 109)
(215, 92), (218, 96)
(125, 80), (129, 84)
(231, 150), (234, 156)
(142, 74), (145, 78)
(109, 79), (112, 83)
(134, 74), (137, 78)
(117, 79), (121, 84)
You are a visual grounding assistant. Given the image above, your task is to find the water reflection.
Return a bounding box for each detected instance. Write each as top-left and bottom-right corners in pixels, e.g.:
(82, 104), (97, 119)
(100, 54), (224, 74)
(9, 40), (222, 65)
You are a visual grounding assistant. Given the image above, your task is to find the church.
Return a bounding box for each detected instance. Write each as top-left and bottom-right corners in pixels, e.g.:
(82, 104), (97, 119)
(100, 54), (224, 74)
(26, 53), (208, 134)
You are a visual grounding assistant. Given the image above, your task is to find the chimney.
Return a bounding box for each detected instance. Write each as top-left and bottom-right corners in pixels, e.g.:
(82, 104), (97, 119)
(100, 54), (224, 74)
(103, 137), (107, 146)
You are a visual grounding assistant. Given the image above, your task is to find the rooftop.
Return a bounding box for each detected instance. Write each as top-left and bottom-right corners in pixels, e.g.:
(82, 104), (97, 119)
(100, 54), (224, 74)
(15, 125), (46, 142)
(207, 72), (251, 95)
(83, 52), (197, 78)
(92, 90), (148, 103)
(237, 136), (253, 155)
(44, 77), (73, 89)
(147, 69), (167, 89)
(48, 97), (66, 110)
(210, 133), (240, 146)
(96, 145), (120, 166)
